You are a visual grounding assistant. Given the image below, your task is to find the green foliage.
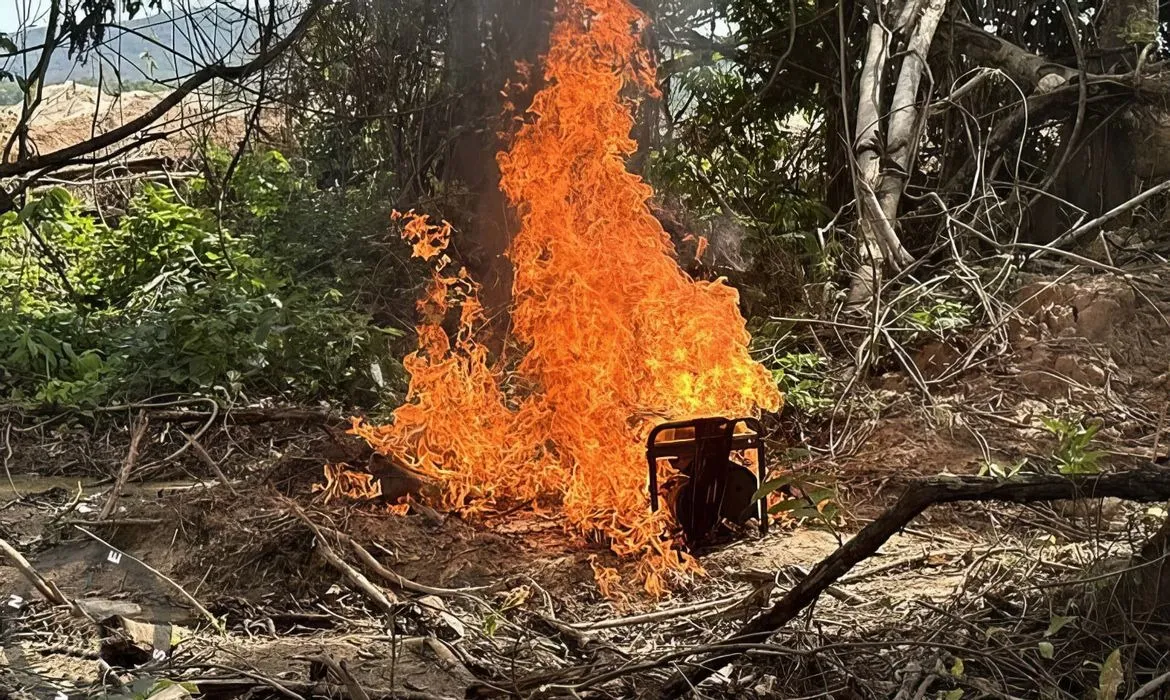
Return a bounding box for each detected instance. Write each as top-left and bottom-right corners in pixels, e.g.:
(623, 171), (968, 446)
(977, 458), (1029, 480)
(752, 472), (839, 529)
(771, 351), (832, 415)
(1040, 415), (1105, 474)
(750, 320), (833, 416)
(0, 151), (408, 407)
(908, 299), (973, 336)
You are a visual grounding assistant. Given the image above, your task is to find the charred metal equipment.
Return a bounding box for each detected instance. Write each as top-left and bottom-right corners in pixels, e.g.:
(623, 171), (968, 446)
(646, 416), (767, 550)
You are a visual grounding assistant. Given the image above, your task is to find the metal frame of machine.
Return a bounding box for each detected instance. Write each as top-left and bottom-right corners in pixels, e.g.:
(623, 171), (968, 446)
(646, 416), (767, 549)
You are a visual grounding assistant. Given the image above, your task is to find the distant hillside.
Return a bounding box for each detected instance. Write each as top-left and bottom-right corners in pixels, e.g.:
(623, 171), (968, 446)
(1, 3), (256, 99)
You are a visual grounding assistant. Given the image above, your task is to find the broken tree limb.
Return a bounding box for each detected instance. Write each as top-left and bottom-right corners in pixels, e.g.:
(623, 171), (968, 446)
(72, 525), (223, 633)
(99, 411), (149, 520)
(0, 535), (80, 614)
(656, 466), (1170, 698)
(283, 500), (402, 614)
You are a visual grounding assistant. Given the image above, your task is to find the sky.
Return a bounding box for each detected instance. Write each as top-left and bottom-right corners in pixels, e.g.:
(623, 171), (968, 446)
(0, 0), (217, 34)
(1, 0), (48, 34)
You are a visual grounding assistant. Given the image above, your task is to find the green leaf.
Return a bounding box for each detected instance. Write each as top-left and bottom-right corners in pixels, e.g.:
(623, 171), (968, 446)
(751, 475), (795, 503)
(767, 497), (808, 513)
(1038, 641), (1055, 660)
(942, 690), (964, 700)
(1045, 615), (1076, 637)
(951, 658), (965, 677)
(1098, 649), (1123, 700)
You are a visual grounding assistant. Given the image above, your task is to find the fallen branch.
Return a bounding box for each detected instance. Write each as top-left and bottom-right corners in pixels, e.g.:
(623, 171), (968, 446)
(0, 535), (79, 613)
(657, 466), (1170, 698)
(283, 500), (402, 614)
(72, 525), (223, 633)
(99, 411), (149, 520)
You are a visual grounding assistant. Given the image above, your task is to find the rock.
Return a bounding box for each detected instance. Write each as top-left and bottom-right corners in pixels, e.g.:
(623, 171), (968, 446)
(1074, 298), (1122, 342)
(97, 615), (187, 668)
(76, 599), (143, 620)
(1019, 370), (1064, 396)
(1053, 354), (1107, 386)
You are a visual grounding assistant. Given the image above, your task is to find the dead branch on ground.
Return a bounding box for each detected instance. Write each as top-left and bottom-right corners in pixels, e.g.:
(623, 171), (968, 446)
(648, 465), (1170, 697)
(99, 410), (149, 520)
(282, 498), (402, 614)
(0, 535), (80, 614)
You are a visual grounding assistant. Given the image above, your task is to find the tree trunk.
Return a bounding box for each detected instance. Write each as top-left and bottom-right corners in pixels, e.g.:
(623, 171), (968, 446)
(849, 0), (945, 302)
(442, 0), (552, 326)
(1028, 0), (1154, 242)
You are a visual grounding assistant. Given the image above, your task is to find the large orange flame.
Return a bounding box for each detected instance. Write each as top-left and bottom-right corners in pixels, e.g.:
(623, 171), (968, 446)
(352, 0), (782, 596)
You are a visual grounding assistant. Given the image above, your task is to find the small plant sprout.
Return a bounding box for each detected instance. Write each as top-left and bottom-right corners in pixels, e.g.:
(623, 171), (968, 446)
(1040, 415), (1106, 474)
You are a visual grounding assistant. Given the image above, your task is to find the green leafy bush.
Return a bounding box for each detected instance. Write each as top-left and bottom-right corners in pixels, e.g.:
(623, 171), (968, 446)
(771, 351), (832, 415)
(908, 298), (973, 336)
(0, 151), (407, 407)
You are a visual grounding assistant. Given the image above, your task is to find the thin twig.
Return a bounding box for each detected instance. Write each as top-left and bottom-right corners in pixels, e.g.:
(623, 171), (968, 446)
(72, 525), (223, 633)
(99, 411), (149, 520)
(182, 431), (239, 495)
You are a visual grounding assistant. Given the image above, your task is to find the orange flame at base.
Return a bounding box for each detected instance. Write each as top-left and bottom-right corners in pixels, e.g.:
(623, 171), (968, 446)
(313, 463), (383, 504)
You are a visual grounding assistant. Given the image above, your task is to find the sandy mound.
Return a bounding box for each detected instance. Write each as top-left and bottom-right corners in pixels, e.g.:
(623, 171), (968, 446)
(0, 81), (255, 162)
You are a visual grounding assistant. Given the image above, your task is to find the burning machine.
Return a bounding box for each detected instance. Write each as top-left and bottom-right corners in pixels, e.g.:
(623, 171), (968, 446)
(647, 417), (767, 550)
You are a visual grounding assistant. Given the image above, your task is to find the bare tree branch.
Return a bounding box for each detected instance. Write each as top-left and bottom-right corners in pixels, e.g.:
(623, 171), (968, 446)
(0, 0), (325, 184)
(657, 466), (1170, 698)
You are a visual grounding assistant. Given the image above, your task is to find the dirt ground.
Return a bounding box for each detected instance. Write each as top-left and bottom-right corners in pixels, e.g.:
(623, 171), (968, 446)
(2, 264), (1169, 699)
(0, 82), (278, 169)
